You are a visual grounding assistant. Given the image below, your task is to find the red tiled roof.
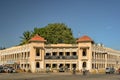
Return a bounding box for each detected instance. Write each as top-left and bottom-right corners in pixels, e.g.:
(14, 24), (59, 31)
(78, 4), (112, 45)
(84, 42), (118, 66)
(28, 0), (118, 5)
(77, 35), (93, 42)
(29, 34), (46, 42)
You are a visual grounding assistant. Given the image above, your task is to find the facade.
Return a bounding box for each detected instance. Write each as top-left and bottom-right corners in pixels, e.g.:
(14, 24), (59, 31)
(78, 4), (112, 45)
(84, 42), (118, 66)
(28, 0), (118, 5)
(0, 34), (120, 73)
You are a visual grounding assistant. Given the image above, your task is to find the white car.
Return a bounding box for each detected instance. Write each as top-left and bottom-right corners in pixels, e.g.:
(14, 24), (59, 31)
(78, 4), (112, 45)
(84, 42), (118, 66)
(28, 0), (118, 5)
(7, 67), (16, 73)
(4, 67), (16, 73)
(105, 67), (115, 74)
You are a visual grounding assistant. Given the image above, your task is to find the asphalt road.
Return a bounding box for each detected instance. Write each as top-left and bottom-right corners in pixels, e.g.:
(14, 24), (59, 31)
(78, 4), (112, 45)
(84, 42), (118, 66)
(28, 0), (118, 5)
(0, 72), (120, 80)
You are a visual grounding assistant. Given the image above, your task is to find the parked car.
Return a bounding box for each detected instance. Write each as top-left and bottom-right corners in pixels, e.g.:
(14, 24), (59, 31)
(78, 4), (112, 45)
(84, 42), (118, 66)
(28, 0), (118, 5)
(59, 67), (64, 72)
(7, 67), (16, 73)
(3, 66), (16, 73)
(0, 66), (4, 73)
(3, 66), (9, 73)
(105, 67), (115, 74)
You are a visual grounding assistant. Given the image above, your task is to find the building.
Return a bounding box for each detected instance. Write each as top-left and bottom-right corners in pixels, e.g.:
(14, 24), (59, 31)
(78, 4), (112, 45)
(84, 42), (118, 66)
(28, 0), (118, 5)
(0, 34), (120, 73)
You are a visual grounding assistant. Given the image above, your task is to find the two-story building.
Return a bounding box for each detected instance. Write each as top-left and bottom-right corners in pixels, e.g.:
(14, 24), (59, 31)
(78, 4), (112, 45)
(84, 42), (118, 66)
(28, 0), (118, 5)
(0, 34), (120, 73)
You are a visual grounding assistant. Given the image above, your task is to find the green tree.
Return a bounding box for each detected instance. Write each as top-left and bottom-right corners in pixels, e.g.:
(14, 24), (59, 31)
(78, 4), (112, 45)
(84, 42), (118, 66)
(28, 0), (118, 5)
(0, 47), (6, 50)
(32, 27), (46, 37)
(20, 31), (32, 45)
(44, 23), (75, 44)
(20, 23), (76, 45)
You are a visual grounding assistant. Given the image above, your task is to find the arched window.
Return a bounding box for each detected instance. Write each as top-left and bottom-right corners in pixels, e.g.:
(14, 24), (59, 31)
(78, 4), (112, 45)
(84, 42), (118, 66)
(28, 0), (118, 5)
(21, 64), (23, 68)
(24, 64), (26, 68)
(82, 62), (87, 68)
(36, 62), (40, 68)
(82, 49), (87, 56)
(36, 48), (40, 56)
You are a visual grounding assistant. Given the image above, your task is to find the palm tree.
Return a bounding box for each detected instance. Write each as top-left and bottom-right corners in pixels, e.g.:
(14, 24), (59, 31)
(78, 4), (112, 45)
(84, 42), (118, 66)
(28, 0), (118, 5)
(20, 31), (32, 45)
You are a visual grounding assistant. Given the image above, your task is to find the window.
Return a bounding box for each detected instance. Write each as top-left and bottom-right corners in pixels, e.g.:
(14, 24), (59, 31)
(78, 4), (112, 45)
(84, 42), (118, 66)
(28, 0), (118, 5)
(27, 64), (30, 68)
(52, 64), (57, 68)
(72, 64), (76, 68)
(25, 52), (26, 58)
(59, 64), (64, 68)
(21, 64), (23, 68)
(66, 52), (70, 56)
(24, 64), (26, 68)
(82, 62), (87, 68)
(65, 64), (70, 68)
(22, 53), (23, 58)
(72, 52), (77, 56)
(36, 48), (40, 56)
(92, 63), (94, 69)
(92, 52), (94, 57)
(46, 53), (50, 56)
(28, 52), (30, 57)
(82, 49), (87, 56)
(36, 62), (40, 68)
(59, 52), (63, 56)
(53, 52), (57, 56)
(46, 64), (50, 67)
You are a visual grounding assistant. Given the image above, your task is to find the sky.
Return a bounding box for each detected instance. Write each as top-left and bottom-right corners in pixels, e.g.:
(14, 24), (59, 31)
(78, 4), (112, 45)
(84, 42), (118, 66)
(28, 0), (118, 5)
(0, 0), (120, 50)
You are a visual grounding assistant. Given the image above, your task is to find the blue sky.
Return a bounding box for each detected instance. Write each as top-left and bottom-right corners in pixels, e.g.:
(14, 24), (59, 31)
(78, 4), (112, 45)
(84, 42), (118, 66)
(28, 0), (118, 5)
(0, 0), (120, 50)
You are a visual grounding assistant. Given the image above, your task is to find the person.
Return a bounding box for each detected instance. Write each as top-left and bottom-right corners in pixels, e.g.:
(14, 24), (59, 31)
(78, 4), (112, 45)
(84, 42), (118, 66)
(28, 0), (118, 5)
(72, 67), (76, 75)
(46, 66), (49, 73)
(82, 67), (86, 75)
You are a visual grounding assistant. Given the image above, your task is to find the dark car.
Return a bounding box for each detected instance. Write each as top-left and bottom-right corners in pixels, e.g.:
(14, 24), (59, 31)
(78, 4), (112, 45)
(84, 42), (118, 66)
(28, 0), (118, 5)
(0, 66), (4, 73)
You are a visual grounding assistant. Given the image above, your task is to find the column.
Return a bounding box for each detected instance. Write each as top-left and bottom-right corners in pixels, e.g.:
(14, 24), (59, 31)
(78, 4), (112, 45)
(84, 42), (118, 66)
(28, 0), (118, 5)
(57, 63), (59, 69)
(105, 54), (107, 68)
(63, 48), (65, 56)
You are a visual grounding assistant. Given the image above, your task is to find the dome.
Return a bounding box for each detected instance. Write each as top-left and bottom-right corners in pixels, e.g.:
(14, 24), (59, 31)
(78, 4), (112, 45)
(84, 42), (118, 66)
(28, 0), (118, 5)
(77, 35), (93, 42)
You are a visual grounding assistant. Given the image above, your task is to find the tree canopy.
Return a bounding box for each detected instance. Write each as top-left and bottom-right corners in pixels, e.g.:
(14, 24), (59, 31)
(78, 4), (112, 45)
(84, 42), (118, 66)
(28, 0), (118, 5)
(20, 23), (76, 45)
(20, 31), (32, 45)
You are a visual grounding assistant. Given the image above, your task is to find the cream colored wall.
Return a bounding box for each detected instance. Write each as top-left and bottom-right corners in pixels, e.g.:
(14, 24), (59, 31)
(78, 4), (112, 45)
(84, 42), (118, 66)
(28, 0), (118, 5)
(78, 41), (92, 70)
(1, 40), (120, 73)
(29, 42), (45, 73)
(44, 45), (78, 71)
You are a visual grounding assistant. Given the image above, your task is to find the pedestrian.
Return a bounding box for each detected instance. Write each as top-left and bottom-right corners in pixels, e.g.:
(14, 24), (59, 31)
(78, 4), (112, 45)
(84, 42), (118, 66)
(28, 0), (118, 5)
(46, 66), (49, 73)
(72, 67), (76, 75)
(82, 68), (86, 76)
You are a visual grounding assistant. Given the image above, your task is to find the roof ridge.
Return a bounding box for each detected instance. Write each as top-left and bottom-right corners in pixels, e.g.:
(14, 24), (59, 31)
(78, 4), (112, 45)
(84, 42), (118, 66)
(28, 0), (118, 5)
(29, 34), (46, 42)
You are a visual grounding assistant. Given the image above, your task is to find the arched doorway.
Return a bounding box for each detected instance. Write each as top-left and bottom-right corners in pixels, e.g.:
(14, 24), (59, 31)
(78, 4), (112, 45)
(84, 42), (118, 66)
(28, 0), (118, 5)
(36, 62), (40, 68)
(82, 62), (87, 68)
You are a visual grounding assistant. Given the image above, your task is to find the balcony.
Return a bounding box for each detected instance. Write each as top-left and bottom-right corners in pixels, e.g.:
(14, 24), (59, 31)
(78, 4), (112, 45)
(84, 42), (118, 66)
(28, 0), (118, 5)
(44, 55), (78, 59)
(35, 56), (41, 61)
(81, 56), (88, 61)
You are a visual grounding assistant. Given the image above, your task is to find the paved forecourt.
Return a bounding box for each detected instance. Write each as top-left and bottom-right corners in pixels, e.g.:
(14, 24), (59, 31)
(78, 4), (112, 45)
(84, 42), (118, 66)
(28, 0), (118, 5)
(0, 72), (120, 80)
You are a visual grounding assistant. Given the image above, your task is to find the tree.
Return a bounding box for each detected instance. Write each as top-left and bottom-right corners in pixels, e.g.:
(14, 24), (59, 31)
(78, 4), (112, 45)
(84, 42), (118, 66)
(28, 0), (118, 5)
(32, 27), (46, 37)
(20, 23), (76, 45)
(0, 47), (6, 50)
(43, 23), (76, 44)
(20, 31), (32, 45)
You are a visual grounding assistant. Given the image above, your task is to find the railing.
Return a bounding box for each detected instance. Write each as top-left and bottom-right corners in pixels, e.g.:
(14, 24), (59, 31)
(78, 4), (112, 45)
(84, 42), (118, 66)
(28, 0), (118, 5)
(44, 55), (78, 59)
(81, 56), (88, 60)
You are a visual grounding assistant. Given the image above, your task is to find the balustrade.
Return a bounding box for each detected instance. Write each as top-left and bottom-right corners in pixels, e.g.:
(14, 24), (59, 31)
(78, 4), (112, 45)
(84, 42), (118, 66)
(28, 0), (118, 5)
(44, 55), (78, 59)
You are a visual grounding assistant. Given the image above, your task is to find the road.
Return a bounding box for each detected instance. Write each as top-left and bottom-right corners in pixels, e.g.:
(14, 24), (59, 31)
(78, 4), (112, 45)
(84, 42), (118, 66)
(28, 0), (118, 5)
(0, 72), (120, 80)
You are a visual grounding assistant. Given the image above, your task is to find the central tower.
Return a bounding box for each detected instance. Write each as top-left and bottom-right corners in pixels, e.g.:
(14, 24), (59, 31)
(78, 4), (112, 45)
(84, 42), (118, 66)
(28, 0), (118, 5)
(77, 35), (94, 71)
